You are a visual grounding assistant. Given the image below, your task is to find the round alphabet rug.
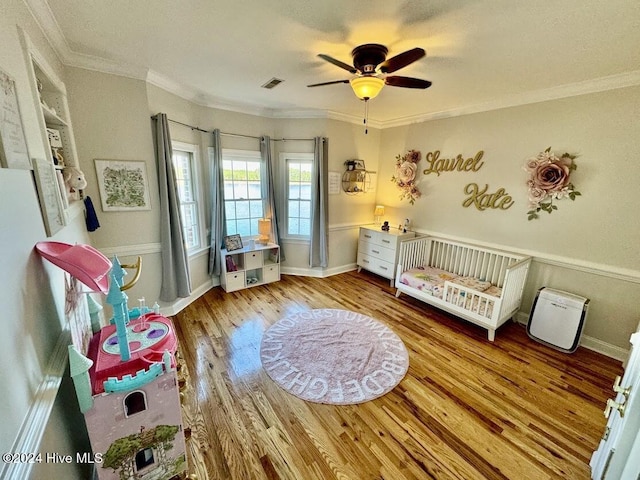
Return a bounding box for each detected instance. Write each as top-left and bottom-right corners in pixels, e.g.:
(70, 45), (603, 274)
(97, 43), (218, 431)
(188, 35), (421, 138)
(260, 309), (409, 405)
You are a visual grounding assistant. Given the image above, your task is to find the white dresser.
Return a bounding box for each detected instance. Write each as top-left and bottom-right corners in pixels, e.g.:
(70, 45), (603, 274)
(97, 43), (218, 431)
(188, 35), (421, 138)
(590, 331), (640, 479)
(357, 226), (415, 286)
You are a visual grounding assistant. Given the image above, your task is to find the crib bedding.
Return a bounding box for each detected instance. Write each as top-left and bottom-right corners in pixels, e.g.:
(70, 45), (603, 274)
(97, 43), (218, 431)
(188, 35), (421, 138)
(398, 266), (459, 298)
(400, 266), (500, 292)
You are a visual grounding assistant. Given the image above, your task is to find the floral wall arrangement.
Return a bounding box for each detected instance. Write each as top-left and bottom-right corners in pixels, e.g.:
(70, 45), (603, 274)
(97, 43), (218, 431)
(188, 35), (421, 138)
(391, 149), (421, 204)
(524, 147), (581, 220)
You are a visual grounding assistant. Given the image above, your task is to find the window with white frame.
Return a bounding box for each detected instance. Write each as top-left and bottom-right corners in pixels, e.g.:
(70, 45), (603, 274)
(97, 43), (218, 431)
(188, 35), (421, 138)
(222, 149), (265, 237)
(283, 153), (312, 237)
(172, 142), (203, 251)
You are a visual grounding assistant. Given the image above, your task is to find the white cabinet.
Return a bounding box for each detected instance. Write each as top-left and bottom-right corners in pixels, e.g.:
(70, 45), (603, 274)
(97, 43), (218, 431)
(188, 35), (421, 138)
(590, 332), (640, 479)
(357, 226), (415, 286)
(221, 243), (280, 292)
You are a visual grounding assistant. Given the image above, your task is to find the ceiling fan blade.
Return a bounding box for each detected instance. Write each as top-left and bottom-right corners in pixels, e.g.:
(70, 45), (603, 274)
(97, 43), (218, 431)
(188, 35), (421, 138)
(307, 79), (350, 87)
(379, 48), (426, 73)
(317, 54), (357, 73)
(385, 76), (432, 89)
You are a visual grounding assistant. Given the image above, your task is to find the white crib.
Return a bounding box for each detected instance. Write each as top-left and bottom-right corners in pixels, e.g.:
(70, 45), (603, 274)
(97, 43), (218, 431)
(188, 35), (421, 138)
(395, 236), (532, 341)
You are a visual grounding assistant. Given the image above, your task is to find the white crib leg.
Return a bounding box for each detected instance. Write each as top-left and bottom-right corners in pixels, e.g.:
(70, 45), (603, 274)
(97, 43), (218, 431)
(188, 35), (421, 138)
(395, 290), (402, 298)
(487, 329), (495, 342)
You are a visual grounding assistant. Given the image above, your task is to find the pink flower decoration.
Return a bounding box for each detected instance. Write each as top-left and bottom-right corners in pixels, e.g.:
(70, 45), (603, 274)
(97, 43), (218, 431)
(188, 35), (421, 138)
(391, 150), (422, 204)
(525, 147), (580, 220)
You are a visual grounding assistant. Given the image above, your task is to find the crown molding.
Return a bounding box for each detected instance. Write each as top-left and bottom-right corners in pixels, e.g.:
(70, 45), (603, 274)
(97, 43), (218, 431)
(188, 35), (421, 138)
(380, 70), (640, 129)
(65, 51), (148, 80)
(22, 0), (69, 64)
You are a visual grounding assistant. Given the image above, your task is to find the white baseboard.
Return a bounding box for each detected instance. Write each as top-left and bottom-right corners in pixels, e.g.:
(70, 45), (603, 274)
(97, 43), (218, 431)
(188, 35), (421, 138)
(159, 279), (218, 317)
(514, 312), (628, 361)
(281, 264), (358, 277)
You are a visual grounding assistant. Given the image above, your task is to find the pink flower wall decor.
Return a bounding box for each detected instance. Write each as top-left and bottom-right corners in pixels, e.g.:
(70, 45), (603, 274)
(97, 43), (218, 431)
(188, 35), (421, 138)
(391, 149), (421, 204)
(524, 147), (581, 220)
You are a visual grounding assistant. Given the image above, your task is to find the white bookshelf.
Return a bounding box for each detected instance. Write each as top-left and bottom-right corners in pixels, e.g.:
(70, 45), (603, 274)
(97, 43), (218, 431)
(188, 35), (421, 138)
(220, 243), (280, 292)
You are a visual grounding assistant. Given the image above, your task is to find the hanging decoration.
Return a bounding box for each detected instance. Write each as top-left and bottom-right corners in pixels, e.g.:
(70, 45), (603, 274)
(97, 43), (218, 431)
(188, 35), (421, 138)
(391, 149), (421, 204)
(524, 147), (581, 220)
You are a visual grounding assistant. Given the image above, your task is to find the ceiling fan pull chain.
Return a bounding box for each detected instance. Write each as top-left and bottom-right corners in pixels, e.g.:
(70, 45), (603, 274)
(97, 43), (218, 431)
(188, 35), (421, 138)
(364, 99), (369, 135)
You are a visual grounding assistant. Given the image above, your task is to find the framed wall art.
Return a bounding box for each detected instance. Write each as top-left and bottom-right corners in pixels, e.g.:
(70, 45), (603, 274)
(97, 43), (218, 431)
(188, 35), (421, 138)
(95, 159), (151, 211)
(0, 68), (31, 170)
(32, 157), (66, 236)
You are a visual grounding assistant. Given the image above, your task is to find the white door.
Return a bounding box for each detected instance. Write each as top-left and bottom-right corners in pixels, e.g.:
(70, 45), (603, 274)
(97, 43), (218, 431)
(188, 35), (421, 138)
(590, 332), (640, 479)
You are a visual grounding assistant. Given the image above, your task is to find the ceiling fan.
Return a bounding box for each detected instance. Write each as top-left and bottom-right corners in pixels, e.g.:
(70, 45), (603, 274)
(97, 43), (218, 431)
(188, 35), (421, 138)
(308, 43), (432, 101)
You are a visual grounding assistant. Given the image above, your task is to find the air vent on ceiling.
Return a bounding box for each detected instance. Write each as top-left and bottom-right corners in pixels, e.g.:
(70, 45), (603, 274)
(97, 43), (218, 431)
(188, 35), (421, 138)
(261, 77), (284, 89)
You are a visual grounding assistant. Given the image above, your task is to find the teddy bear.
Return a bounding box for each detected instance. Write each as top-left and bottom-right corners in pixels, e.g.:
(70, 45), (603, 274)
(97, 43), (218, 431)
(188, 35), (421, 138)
(62, 166), (87, 201)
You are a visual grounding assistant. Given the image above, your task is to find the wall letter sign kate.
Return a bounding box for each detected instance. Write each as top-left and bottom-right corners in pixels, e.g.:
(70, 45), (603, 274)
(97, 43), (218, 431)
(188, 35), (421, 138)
(462, 183), (514, 211)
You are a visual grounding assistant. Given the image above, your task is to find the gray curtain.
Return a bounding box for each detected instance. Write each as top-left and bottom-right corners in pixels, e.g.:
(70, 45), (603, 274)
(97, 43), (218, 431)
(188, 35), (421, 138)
(261, 135), (285, 261)
(208, 129), (226, 276)
(309, 137), (329, 267)
(154, 113), (192, 301)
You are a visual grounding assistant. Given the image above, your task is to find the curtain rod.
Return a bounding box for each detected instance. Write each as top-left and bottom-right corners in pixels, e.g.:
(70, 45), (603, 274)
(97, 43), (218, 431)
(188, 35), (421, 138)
(160, 117), (314, 142)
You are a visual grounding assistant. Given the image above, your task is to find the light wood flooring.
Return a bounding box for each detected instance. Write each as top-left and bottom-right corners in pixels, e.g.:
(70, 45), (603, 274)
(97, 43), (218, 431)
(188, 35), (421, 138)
(174, 271), (624, 480)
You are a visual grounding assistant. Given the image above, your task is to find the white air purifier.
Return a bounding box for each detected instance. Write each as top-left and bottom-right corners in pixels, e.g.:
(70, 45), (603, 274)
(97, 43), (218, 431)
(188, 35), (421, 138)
(527, 287), (589, 353)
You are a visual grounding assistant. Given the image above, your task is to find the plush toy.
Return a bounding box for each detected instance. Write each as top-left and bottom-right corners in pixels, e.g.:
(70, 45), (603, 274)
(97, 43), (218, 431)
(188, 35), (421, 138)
(63, 166), (87, 200)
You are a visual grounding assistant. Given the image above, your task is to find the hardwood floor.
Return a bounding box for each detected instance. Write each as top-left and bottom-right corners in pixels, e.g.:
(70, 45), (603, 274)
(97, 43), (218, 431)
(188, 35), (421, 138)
(174, 271), (623, 480)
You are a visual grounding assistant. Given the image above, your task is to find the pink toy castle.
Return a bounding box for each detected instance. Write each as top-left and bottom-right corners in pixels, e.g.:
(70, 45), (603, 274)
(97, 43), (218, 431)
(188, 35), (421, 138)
(37, 242), (187, 480)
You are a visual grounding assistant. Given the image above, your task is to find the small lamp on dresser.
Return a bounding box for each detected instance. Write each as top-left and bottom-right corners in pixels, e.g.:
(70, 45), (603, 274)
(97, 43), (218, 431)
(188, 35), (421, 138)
(257, 218), (272, 244)
(374, 205), (385, 225)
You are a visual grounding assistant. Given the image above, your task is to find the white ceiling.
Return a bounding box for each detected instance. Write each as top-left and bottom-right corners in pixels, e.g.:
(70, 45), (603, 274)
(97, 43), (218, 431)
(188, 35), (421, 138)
(29, 0), (640, 126)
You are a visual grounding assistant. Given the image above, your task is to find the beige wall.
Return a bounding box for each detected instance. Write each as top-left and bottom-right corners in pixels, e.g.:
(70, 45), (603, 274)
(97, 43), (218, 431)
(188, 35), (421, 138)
(377, 86), (640, 349)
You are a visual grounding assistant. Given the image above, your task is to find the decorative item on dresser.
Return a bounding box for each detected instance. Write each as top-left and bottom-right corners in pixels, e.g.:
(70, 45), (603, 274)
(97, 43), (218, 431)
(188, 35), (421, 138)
(373, 205), (385, 225)
(221, 242), (280, 292)
(357, 226), (415, 286)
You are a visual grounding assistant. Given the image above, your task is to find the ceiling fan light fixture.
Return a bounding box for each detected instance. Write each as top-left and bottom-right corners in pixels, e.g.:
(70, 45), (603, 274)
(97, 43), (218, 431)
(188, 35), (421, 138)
(350, 76), (384, 100)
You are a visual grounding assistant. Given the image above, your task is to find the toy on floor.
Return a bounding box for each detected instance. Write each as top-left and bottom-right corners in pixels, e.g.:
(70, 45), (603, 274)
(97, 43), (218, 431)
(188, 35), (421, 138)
(35, 242), (187, 479)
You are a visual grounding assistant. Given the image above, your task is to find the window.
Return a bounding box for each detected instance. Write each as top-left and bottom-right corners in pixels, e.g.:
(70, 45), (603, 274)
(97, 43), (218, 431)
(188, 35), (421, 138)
(172, 142), (203, 251)
(283, 153), (312, 237)
(135, 448), (155, 471)
(222, 149), (265, 237)
(124, 391), (146, 416)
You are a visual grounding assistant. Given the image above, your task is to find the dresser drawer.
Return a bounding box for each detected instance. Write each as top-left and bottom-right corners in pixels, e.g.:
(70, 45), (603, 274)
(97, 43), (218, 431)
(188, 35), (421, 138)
(359, 229), (396, 249)
(357, 253), (395, 280)
(358, 240), (396, 264)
